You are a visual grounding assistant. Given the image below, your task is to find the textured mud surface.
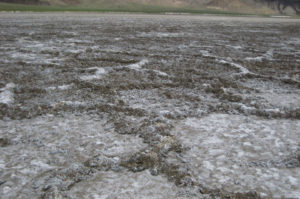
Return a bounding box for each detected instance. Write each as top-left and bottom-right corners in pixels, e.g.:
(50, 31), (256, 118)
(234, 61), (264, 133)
(0, 13), (300, 199)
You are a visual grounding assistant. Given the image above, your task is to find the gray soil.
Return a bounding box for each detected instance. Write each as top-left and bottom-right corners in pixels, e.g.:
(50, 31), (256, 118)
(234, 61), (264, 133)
(0, 13), (299, 199)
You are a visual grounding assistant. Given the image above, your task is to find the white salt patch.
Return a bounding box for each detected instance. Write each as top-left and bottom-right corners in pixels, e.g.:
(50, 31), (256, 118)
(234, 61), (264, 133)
(59, 101), (86, 106)
(264, 108), (281, 114)
(69, 170), (181, 199)
(0, 114), (147, 198)
(172, 114), (300, 198)
(10, 51), (61, 65)
(157, 32), (183, 37)
(57, 84), (73, 90)
(203, 161), (215, 171)
(66, 49), (84, 54)
(292, 73), (300, 81)
(65, 38), (93, 44)
(238, 103), (256, 114)
(200, 50), (214, 57)
(0, 83), (15, 104)
(80, 67), (107, 81)
(271, 16), (291, 18)
(159, 110), (170, 115)
(205, 136), (224, 144)
(102, 45), (123, 53)
(218, 59), (252, 75)
(47, 86), (56, 91)
(245, 56), (264, 61)
(10, 52), (36, 60)
(30, 160), (54, 170)
(152, 69), (169, 77)
(261, 92), (300, 108)
(126, 59), (149, 70)
(139, 32), (185, 38)
(0, 163), (5, 169)
(119, 59), (168, 77)
(62, 31), (78, 36)
(241, 79), (300, 108)
(2, 186), (11, 194)
(265, 49), (274, 59)
(47, 84), (73, 91)
(226, 45), (242, 50)
(288, 38), (300, 45)
(26, 42), (45, 48)
(288, 176), (298, 186)
(246, 49), (274, 62)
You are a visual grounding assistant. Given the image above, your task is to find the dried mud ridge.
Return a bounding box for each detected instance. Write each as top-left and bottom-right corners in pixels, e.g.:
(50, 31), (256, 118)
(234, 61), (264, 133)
(0, 14), (300, 199)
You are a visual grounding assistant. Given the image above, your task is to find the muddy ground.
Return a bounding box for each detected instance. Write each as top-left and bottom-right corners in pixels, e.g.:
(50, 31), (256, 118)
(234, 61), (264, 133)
(0, 13), (300, 199)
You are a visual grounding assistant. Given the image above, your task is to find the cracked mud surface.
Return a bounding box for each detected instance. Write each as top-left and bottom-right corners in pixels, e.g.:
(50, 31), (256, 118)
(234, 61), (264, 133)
(0, 13), (300, 199)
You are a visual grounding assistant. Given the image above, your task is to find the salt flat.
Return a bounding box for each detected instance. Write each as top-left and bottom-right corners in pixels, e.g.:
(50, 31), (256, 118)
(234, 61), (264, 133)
(0, 13), (299, 199)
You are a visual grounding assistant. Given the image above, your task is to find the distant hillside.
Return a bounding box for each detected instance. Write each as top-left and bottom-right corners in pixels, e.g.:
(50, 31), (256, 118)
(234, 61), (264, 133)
(42, 0), (207, 6)
(0, 0), (49, 4)
(1, 0), (299, 15)
(23, 0), (274, 12)
(206, 0), (275, 14)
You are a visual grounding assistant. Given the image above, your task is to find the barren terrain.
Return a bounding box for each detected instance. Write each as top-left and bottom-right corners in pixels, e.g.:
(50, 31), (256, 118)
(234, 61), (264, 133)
(0, 13), (300, 199)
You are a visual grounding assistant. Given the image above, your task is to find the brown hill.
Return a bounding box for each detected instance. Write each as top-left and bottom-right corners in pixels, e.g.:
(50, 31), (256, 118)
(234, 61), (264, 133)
(207, 0), (275, 14)
(0, 0), (49, 5)
(2, 0), (298, 15)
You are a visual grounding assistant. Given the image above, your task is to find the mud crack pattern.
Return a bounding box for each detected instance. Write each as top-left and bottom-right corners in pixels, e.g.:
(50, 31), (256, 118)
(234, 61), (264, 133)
(0, 13), (300, 199)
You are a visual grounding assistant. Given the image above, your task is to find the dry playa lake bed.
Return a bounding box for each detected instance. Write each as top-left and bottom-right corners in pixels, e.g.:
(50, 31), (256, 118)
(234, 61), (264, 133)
(0, 13), (300, 199)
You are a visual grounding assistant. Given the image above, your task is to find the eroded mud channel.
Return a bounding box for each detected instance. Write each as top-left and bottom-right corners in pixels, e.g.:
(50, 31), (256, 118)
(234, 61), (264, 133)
(0, 13), (300, 199)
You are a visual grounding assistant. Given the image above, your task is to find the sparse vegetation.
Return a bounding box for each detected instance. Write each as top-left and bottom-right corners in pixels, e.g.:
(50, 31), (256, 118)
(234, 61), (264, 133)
(0, 0), (284, 15)
(255, 0), (300, 14)
(0, 1), (248, 15)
